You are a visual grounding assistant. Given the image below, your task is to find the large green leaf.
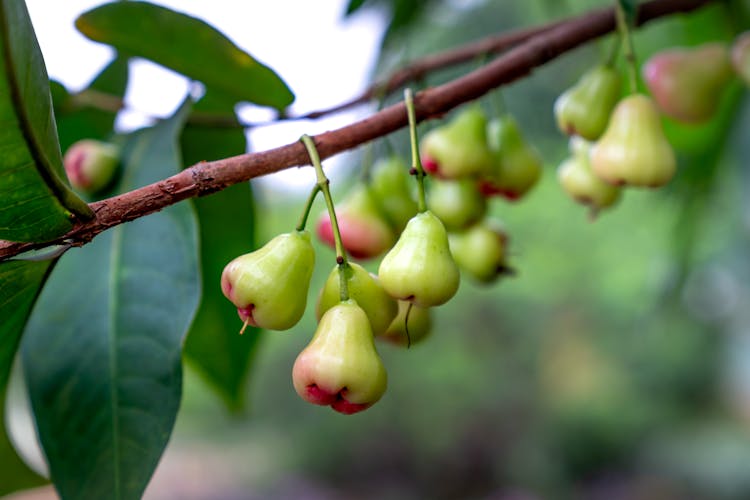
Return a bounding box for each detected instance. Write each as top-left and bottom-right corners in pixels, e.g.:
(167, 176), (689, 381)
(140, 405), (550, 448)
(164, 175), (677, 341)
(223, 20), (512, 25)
(21, 100), (199, 500)
(54, 56), (129, 154)
(0, 0), (92, 243)
(181, 92), (261, 412)
(0, 260), (50, 496)
(75, 1), (294, 110)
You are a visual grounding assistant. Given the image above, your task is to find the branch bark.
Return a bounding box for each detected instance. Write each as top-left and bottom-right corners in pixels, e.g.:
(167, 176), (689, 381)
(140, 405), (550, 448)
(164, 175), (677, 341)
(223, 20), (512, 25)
(0, 0), (715, 261)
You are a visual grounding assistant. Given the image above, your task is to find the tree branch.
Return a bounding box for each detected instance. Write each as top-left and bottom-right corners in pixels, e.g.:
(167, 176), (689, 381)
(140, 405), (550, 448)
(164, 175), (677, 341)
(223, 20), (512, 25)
(0, 0), (715, 261)
(66, 17), (566, 128)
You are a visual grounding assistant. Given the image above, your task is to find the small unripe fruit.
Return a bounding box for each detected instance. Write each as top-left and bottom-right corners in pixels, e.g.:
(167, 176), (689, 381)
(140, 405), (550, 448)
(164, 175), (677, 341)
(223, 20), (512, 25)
(554, 65), (622, 140)
(369, 156), (418, 232)
(643, 42), (733, 123)
(221, 231), (314, 331)
(316, 183), (395, 260)
(420, 105), (494, 179)
(731, 32), (750, 86)
(63, 139), (120, 193)
(316, 263), (398, 337)
(557, 136), (621, 217)
(480, 115), (542, 201)
(380, 300), (432, 347)
(379, 211), (460, 307)
(293, 300), (387, 414)
(449, 219), (513, 284)
(427, 178), (487, 231)
(590, 94), (676, 188)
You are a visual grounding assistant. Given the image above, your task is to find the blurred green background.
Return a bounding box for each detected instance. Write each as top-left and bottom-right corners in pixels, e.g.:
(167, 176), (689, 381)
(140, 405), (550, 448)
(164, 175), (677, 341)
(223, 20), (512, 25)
(11, 0), (750, 499)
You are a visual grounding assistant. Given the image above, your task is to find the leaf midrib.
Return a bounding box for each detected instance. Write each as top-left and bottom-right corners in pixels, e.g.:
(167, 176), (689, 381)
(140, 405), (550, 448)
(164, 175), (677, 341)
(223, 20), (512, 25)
(107, 226), (123, 499)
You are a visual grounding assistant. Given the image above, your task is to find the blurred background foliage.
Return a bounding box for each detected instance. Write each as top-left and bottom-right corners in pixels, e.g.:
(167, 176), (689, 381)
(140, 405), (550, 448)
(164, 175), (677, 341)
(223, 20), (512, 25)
(10, 0), (750, 498)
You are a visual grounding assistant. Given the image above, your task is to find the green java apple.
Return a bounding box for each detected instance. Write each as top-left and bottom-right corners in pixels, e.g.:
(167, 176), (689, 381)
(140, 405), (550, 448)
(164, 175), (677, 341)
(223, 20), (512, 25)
(731, 32), (750, 86)
(557, 136), (621, 217)
(427, 178), (487, 231)
(369, 156), (418, 232)
(380, 300), (432, 347)
(316, 262), (398, 337)
(448, 219), (513, 284)
(420, 105), (494, 179)
(379, 210), (460, 307)
(293, 300), (387, 414)
(643, 42), (733, 123)
(554, 65), (622, 140)
(480, 115), (542, 201)
(316, 183), (395, 259)
(221, 231), (314, 331)
(63, 139), (120, 194)
(590, 94), (676, 188)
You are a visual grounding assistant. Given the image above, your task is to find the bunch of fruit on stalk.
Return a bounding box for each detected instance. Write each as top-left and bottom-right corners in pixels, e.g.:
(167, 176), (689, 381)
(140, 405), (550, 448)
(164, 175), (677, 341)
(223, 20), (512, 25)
(61, 29), (750, 416)
(215, 31), (750, 415)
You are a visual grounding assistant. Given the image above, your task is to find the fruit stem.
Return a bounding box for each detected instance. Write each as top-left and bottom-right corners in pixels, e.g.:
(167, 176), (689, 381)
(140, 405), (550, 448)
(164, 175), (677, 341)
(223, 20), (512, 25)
(404, 88), (427, 213)
(300, 134), (350, 301)
(296, 184), (321, 231)
(615, 0), (638, 94)
(404, 302), (414, 348)
(604, 35), (621, 68)
(359, 140), (375, 182)
(489, 88), (507, 118)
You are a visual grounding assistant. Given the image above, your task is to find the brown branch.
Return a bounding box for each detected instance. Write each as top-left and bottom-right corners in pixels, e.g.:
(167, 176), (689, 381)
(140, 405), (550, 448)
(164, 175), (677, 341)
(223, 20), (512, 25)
(0, 0), (715, 261)
(294, 17), (568, 120)
(67, 17), (565, 129)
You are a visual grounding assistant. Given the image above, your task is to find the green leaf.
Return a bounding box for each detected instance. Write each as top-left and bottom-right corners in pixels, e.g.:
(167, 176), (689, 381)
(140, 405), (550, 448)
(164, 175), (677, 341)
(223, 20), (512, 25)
(345, 0), (367, 15)
(55, 56), (129, 153)
(0, 260), (51, 496)
(75, 1), (294, 110)
(181, 92), (261, 411)
(0, 0), (93, 242)
(21, 100), (199, 500)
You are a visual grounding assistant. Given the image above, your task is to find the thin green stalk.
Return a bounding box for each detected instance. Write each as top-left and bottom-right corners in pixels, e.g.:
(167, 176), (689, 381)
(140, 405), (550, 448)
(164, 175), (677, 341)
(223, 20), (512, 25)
(296, 184), (321, 231)
(404, 88), (427, 213)
(359, 141), (375, 182)
(615, 0), (638, 93)
(604, 35), (622, 68)
(300, 134), (349, 302)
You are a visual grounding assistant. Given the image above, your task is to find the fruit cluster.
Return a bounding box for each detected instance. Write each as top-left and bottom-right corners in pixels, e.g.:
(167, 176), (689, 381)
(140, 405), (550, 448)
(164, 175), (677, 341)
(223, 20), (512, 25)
(554, 32), (750, 218)
(216, 29), (750, 416)
(220, 90), (537, 414)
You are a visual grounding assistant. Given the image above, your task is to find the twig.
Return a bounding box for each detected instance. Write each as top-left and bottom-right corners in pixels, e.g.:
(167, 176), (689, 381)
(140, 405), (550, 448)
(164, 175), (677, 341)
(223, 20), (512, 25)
(0, 0), (714, 261)
(63, 17), (568, 128)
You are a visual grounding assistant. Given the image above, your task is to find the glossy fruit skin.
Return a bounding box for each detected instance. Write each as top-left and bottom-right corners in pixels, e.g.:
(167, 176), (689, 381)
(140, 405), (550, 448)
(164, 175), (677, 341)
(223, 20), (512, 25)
(378, 210), (460, 307)
(590, 94), (676, 188)
(316, 262), (398, 337)
(554, 65), (622, 140)
(557, 136), (621, 216)
(63, 139), (120, 193)
(293, 299), (387, 414)
(449, 219), (512, 284)
(481, 115), (542, 201)
(221, 231), (314, 331)
(427, 178), (487, 231)
(369, 156), (418, 232)
(731, 32), (750, 86)
(420, 105), (495, 179)
(380, 300), (432, 346)
(643, 42), (733, 123)
(316, 183), (395, 260)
